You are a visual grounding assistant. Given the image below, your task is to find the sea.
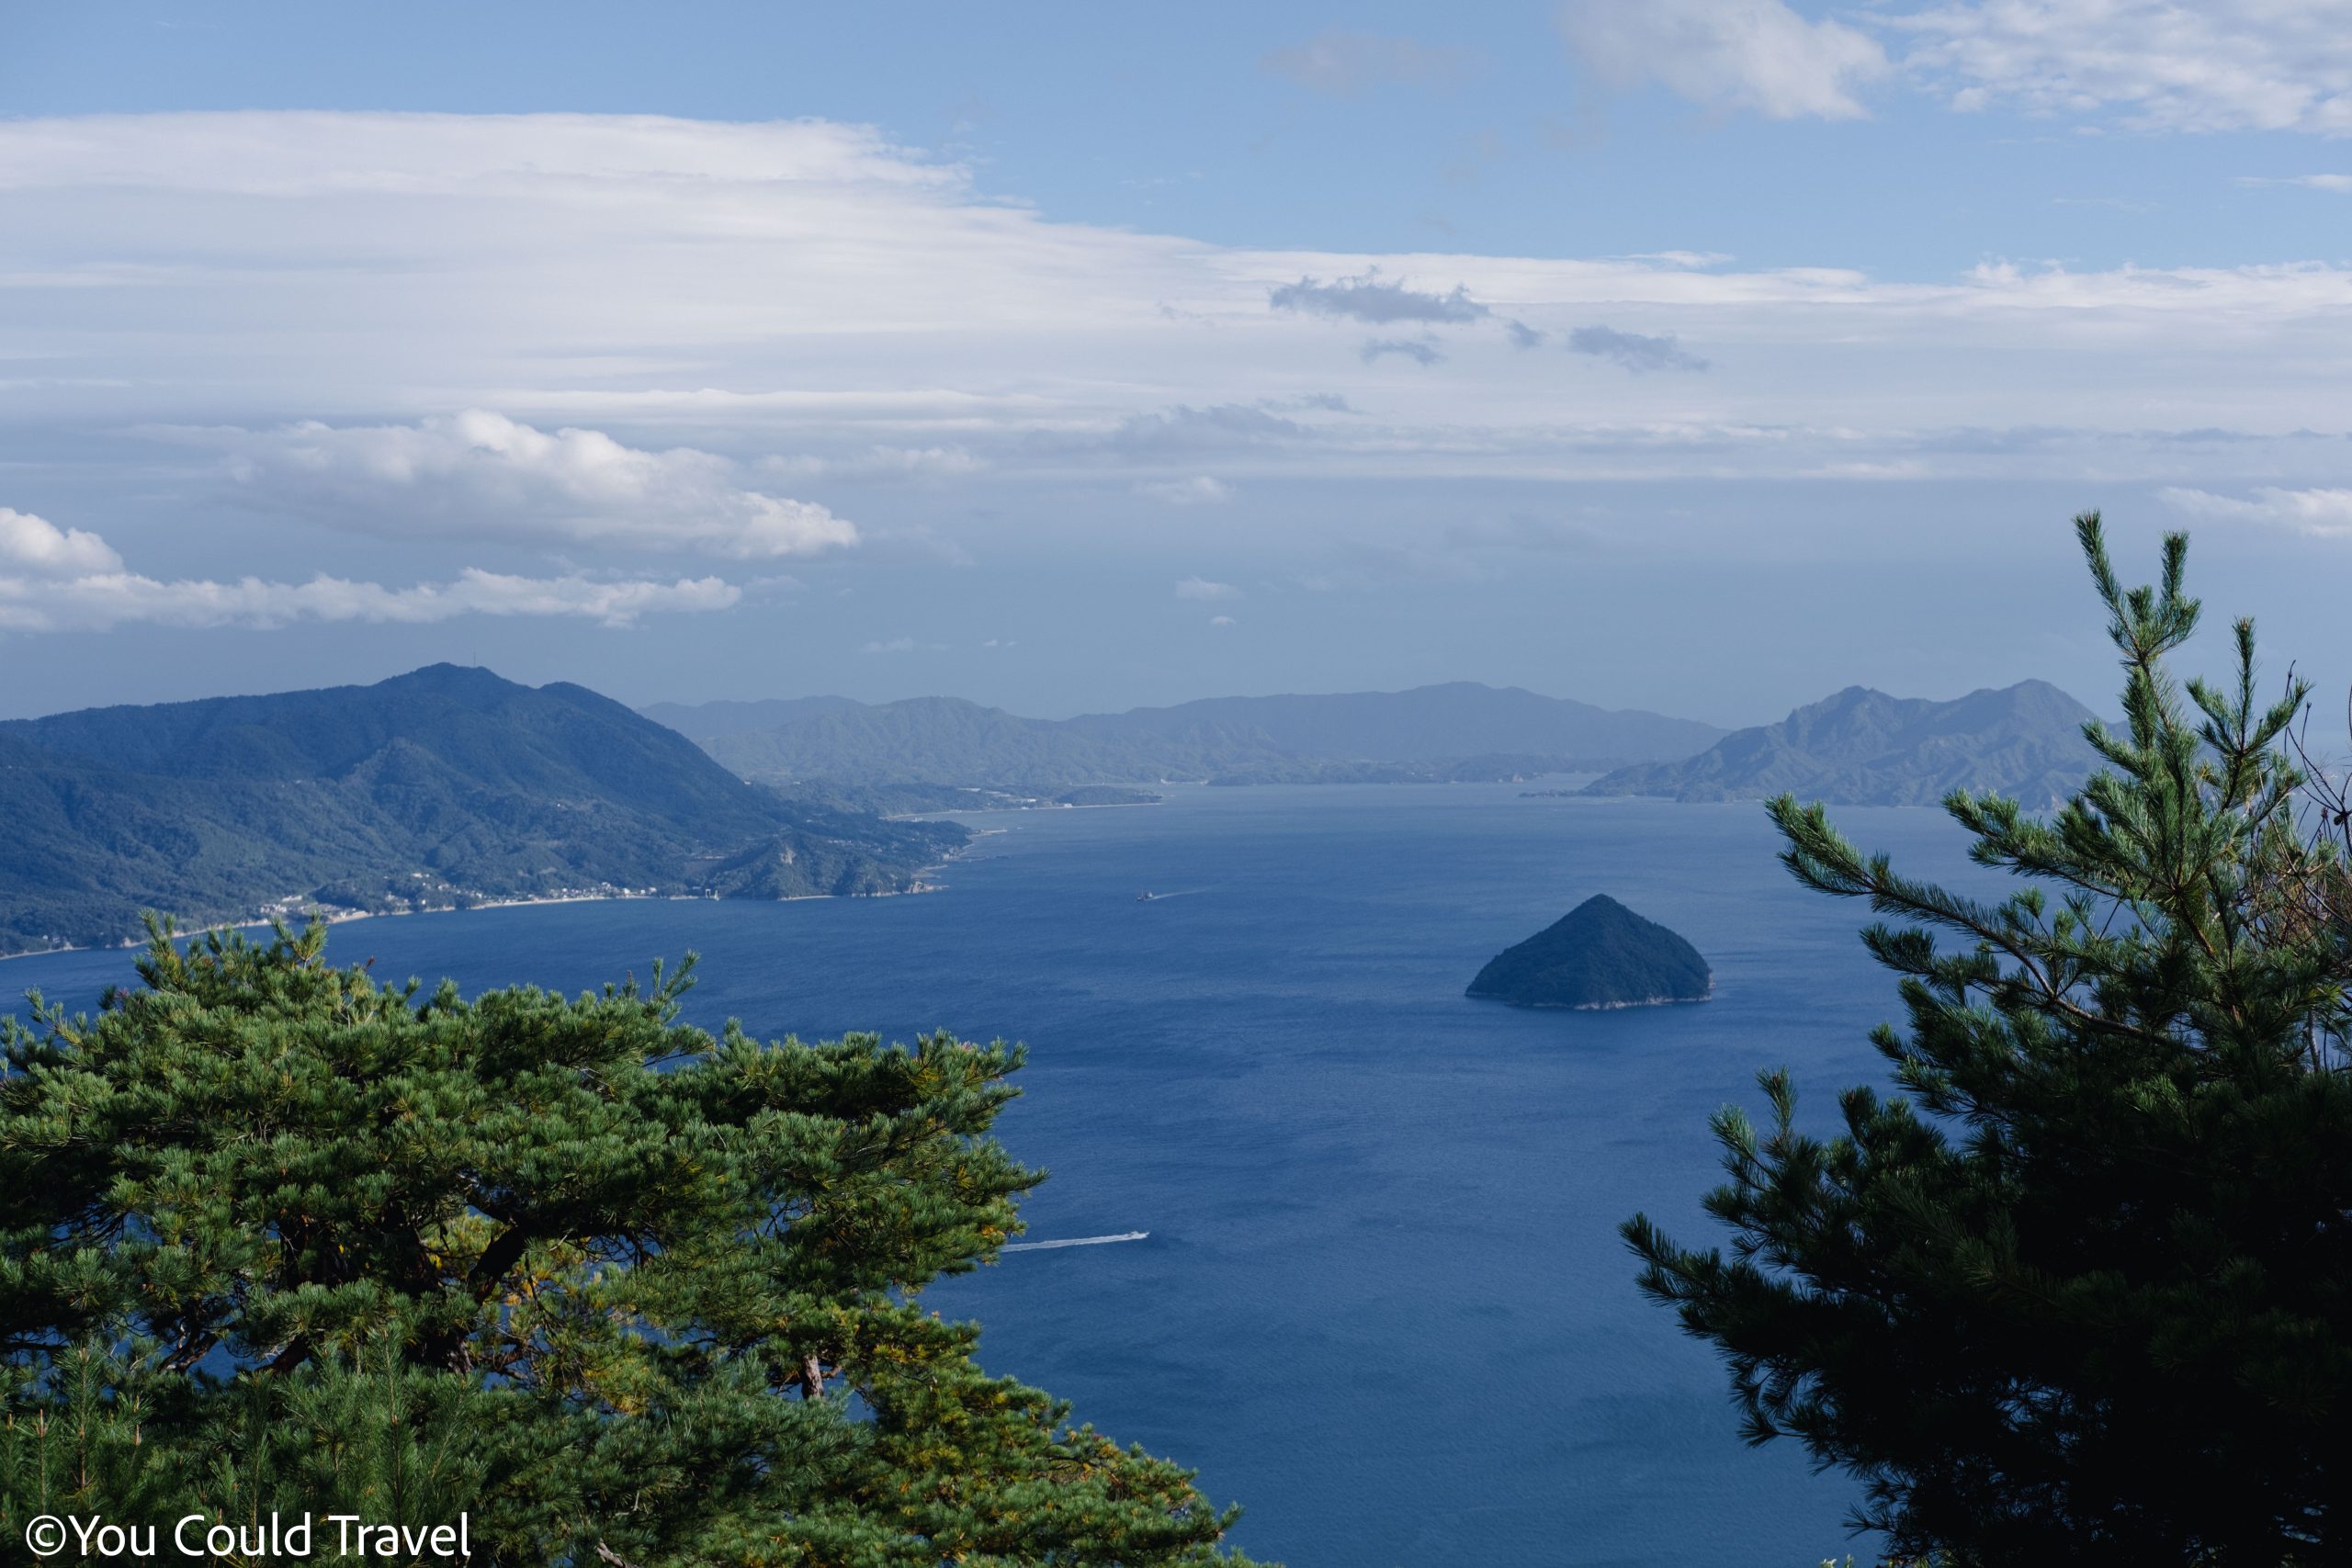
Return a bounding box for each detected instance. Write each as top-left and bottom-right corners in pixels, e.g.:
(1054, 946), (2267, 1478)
(4, 781), (2001, 1567)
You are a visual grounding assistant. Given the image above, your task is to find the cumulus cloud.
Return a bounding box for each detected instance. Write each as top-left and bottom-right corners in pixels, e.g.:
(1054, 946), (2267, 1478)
(0, 509), (737, 632)
(1260, 31), (1478, 96)
(1361, 337), (1447, 366)
(186, 411), (857, 560)
(2161, 485), (2352, 536)
(1566, 325), (1712, 373)
(0, 507), (124, 575)
(1894, 1), (2352, 135)
(1558, 0), (1890, 120)
(1136, 476), (1233, 505)
(1506, 319), (1549, 349)
(1270, 269), (1490, 325)
(1174, 577), (1241, 601)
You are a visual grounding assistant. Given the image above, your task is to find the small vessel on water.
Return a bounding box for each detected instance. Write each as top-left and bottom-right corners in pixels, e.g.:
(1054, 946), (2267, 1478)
(1136, 891), (1160, 902)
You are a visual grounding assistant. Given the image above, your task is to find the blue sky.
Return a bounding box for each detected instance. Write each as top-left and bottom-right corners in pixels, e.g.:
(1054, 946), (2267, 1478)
(5, 1), (2351, 726)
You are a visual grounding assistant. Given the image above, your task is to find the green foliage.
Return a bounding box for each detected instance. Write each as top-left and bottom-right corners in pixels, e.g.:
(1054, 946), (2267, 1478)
(0, 921), (1256, 1565)
(1626, 515), (2352, 1564)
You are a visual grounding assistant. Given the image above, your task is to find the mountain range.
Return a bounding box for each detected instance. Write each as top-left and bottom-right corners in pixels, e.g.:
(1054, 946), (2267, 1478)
(1580, 681), (2103, 806)
(2, 669), (2112, 958)
(0, 665), (964, 957)
(642, 683), (1730, 790)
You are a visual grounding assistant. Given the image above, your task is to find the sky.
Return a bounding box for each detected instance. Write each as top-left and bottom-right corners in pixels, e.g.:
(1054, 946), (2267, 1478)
(4, 0), (2352, 728)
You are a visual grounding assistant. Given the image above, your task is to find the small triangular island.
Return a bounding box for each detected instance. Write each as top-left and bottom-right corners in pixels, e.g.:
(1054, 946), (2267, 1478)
(1466, 895), (1713, 1010)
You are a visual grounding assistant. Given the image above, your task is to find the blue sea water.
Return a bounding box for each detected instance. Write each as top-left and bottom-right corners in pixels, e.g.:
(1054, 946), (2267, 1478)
(4, 783), (1996, 1567)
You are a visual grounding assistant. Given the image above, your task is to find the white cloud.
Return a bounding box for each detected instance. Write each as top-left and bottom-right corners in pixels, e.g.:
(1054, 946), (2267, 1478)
(4, 111), (2352, 503)
(858, 635), (946, 653)
(182, 411), (856, 560)
(0, 554), (735, 636)
(1557, 0), (1891, 120)
(2161, 485), (2352, 536)
(1558, 1), (2352, 135)
(1261, 31), (1477, 96)
(1209, 615), (1237, 627)
(0, 507), (735, 632)
(1175, 577), (1242, 601)
(1136, 476), (1233, 505)
(2241, 174), (2352, 192)
(0, 507), (123, 575)
(757, 445), (984, 482)
(1894, 1), (2352, 135)
(0, 112), (957, 197)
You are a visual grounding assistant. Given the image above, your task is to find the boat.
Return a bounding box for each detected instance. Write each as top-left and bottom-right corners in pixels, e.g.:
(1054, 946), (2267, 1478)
(1136, 891), (1159, 902)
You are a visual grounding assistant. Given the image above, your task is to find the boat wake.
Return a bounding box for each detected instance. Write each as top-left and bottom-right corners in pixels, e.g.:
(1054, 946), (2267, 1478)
(1001, 1231), (1149, 1252)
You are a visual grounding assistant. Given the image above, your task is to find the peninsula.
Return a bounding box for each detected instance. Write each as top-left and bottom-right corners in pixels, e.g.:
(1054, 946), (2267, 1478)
(1467, 896), (1713, 1010)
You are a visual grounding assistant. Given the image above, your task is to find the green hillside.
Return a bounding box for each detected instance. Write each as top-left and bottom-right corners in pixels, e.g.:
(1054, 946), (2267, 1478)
(0, 666), (964, 956)
(1466, 895), (1713, 1010)
(1582, 681), (2102, 806)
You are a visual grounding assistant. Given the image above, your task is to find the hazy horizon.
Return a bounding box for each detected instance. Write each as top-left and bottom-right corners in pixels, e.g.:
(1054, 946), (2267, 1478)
(6, 657), (2127, 736)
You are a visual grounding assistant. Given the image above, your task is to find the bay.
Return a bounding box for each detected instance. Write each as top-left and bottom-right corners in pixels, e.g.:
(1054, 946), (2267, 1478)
(4, 782), (1995, 1566)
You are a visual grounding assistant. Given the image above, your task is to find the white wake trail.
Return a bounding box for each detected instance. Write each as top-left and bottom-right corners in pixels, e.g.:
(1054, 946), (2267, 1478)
(1001, 1231), (1149, 1252)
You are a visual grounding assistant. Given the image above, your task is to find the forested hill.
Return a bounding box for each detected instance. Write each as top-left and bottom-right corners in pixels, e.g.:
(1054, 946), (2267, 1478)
(1580, 680), (2103, 806)
(0, 665), (965, 957)
(647, 682), (1727, 788)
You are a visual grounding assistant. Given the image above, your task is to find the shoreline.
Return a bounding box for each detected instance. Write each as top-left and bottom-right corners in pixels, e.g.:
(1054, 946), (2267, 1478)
(882, 797), (1166, 822)
(0, 874), (961, 967)
(1467, 989), (1715, 1011)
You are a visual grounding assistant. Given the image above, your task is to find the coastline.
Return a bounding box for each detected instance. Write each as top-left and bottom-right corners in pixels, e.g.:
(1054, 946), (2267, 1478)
(882, 797), (1165, 822)
(1466, 988), (1715, 1011)
(0, 873), (963, 967)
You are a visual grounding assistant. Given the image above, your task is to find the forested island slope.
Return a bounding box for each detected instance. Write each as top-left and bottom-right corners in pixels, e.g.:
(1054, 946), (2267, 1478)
(0, 665), (964, 956)
(1581, 681), (2102, 806)
(1467, 895), (1712, 1010)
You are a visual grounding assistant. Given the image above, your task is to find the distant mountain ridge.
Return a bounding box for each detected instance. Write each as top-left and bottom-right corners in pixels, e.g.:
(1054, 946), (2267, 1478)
(647, 682), (1728, 789)
(1581, 681), (2103, 806)
(0, 665), (964, 957)
(638, 695), (866, 741)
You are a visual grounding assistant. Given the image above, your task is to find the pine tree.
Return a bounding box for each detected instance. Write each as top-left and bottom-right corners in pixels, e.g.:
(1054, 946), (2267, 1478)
(1, 921), (1260, 1566)
(1625, 516), (2352, 1564)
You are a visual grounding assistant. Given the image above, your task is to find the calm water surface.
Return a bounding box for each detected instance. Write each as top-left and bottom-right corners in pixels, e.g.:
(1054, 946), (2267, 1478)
(6, 784), (1995, 1567)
